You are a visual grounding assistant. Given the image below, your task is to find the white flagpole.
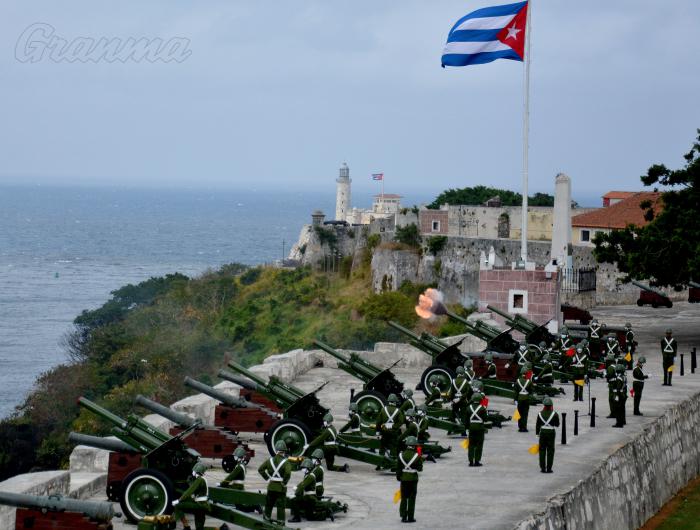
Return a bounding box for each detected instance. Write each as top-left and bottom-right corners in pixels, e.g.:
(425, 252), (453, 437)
(520, 0), (533, 264)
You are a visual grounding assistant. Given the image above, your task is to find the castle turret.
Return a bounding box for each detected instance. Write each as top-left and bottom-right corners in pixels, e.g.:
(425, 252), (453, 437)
(335, 162), (351, 221)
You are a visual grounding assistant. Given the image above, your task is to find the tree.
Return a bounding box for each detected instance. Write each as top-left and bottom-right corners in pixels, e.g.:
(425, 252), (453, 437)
(427, 185), (553, 209)
(394, 223), (421, 248)
(594, 129), (700, 288)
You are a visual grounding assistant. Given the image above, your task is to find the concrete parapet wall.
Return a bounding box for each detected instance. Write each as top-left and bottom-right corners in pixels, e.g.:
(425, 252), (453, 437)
(0, 470), (70, 529)
(515, 389), (700, 530)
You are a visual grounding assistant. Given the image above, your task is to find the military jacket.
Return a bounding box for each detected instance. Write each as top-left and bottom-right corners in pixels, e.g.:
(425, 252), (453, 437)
(466, 403), (488, 432)
(178, 476), (209, 504)
(535, 409), (560, 436)
(308, 425), (338, 452)
(514, 376), (532, 402)
(258, 454), (292, 493)
(377, 405), (404, 433)
(221, 462), (246, 490)
(632, 366), (648, 383)
(339, 413), (361, 434)
(396, 449), (423, 482)
(661, 337), (677, 357)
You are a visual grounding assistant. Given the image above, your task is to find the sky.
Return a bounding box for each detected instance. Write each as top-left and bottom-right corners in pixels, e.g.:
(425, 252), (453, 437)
(1, 1), (699, 205)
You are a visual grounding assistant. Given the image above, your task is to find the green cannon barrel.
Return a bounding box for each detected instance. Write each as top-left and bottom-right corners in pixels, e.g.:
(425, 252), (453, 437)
(227, 361), (304, 403)
(386, 321), (448, 355)
(184, 377), (252, 409)
(690, 281), (700, 289)
(68, 432), (138, 453)
(135, 395), (201, 429)
(0, 492), (119, 522)
(313, 339), (381, 381)
(217, 370), (260, 392)
(77, 397), (169, 451)
(486, 305), (538, 333)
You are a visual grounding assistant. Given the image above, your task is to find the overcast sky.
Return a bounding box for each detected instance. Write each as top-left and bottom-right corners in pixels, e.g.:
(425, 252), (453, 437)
(1, 1), (699, 203)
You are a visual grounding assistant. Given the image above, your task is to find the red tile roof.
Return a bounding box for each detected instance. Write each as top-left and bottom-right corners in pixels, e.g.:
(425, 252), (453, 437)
(572, 192), (663, 229)
(602, 191), (636, 200)
(374, 194), (402, 199)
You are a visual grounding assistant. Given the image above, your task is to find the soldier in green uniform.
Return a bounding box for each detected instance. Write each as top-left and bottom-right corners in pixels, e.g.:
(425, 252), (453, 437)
(172, 461), (212, 530)
(514, 366), (533, 432)
(463, 358), (477, 383)
(289, 453), (327, 523)
(414, 404), (431, 443)
(466, 393), (488, 466)
(514, 343), (533, 377)
(396, 436), (423, 523)
(611, 364), (627, 428)
(484, 353), (498, 379)
(535, 397), (559, 473)
(258, 440), (292, 524)
(588, 318), (603, 360)
(571, 345), (588, 402)
(605, 335), (621, 364)
(450, 366), (471, 428)
(632, 356), (649, 415)
(339, 402), (362, 434)
(376, 393), (405, 467)
(219, 447), (248, 490)
(425, 378), (445, 407)
(306, 412), (348, 472)
(624, 323), (636, 369)
(605, 354), (616, 418)
(533, 354), (554, 386)
(399, 408), (420, 449)
(661, 329), (677, 386)
(399, 388), (417, 414)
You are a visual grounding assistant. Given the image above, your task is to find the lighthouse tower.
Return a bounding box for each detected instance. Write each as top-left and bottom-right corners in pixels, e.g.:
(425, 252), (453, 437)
(335, 162), (351, 222)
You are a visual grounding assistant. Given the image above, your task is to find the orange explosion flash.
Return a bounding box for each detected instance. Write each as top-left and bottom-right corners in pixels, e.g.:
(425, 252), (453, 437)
(415, 289), (447, 319)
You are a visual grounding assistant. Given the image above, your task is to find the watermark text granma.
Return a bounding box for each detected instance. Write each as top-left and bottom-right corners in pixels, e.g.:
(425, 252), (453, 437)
(16, 22), (192, 63)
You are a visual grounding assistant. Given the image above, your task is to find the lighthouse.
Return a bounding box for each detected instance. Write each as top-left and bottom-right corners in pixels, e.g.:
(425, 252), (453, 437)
(335, 162), (351, 222)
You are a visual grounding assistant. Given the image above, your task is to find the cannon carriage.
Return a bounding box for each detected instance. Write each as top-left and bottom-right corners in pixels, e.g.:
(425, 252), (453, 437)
(633, 280), (673, 308)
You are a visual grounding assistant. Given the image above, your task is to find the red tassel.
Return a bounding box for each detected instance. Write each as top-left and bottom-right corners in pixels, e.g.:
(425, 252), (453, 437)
(480, 397), (489, 407)
(416, 446), (423, 456)
(630, 388), (635, 397)
(565, 347), (575, 357)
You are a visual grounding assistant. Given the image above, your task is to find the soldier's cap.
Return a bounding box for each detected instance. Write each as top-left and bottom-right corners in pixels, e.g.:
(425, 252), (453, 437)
(233, 447), (247, 459)
(405, 408), (416, 417)
(192, 461), (208, 476)
(538, 341), (547, 348)
(323, 412), (334, 423)
(560, 326), (568, 333)
(472, 380), (484, 390)
(591, 318), (598, 323)
(542, 354), (550, 361)
(638, 356), (646, 364)
(348, 402), (358, 412)
(301, 458), (313, 470)
(416, 404), (427, 412)
(456, 366), (465, 374)
(388, 393), (400, 404)
(616, 364), (625, 372)
(581, 338), (588, 345)
(576, 346), (583, 352)
(543, 397), (553, 407)
(470, 394), (482, 403)
(405, 436), (418, 447)
(311, 448), (324, 460)
(403, 388), (414, 397)
(485, 353), (493, 361)
(625, 322), (632, 327)
(465, 359), (474, 367)
(274, 440), (288, 453)
(666, 328), (673, 334)
(520, 366), (529, 375)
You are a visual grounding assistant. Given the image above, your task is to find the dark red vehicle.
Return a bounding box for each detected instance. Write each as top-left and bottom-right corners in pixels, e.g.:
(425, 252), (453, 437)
(561, 303), (593, 324)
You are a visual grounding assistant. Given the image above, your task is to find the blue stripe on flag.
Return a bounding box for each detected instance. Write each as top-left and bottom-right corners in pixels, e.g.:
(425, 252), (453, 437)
(447, 0), (527, 35)
(447, 28), (502, 43)
(441, 48), (522, 67)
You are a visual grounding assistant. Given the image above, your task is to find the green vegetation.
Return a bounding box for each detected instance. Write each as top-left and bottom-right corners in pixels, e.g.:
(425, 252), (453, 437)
(394, 223), (421, 247)
(426, 236), (448, 255)
(655, 477), (700, 530)
(0, 257), (435, 480)
(594, 129), (700, 288)
(427, 185), (554, 209)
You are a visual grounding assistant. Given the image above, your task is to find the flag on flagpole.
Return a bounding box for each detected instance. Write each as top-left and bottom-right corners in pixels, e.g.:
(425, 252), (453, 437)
(393, 489), (402, 503)
(528, 444), (539, 454)
(513, 409), (521, 421)
(372, 173), (384, 181)
(624, 352), (632, 362)
(442, 1), (529, 67)
(460, 439), (469, 450)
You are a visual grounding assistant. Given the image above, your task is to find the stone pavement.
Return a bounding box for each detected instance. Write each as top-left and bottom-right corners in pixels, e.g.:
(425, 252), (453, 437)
(103, 302), (700, 530)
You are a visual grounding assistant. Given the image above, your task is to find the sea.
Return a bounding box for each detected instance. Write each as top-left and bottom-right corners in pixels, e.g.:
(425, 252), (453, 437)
(0, 184), (432, 419)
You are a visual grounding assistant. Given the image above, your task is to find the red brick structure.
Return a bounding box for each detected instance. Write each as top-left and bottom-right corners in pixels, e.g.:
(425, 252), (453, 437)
(16, 508), (112, 529)
(106, 451), (142, 501)
(478, 268), (560, 327)
(238, 389), (281, 413)
(419, 209), (448, 235)
(214, 405), (278, 434)
(169, 426), (253, 459)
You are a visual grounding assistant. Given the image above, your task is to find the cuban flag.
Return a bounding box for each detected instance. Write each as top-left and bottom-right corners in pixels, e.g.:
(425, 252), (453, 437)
(442, 1), (528, 67)
(372, 173), (384, 181)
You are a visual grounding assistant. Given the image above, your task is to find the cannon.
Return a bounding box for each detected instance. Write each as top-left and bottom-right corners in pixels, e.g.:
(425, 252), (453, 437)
(0, 491), (119, 524)
(689, 281), (700, 303)
(74, 398), (284, 529)
(633, 280), (673, 308)
(486, 305), (556, 345)
(223, 361), (395, 469)
(135, 394), (253, 467)
(183, 376), (278, 434)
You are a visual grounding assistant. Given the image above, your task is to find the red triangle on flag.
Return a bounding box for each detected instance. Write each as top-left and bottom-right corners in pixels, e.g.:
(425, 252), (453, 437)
(496, 3), (528, 59)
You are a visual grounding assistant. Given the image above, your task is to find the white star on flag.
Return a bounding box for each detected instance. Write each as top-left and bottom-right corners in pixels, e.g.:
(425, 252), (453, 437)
(505, 23), (521, 40)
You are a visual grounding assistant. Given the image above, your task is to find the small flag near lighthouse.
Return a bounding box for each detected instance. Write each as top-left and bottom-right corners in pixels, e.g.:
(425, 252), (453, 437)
(372, 173), (384, 181)
(442, 1), (529, 67)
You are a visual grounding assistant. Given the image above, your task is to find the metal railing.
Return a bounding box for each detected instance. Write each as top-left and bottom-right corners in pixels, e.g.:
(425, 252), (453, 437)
(561, 267), (596, 293)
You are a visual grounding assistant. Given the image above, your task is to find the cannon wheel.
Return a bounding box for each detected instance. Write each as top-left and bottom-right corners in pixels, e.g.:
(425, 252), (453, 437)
(420, 365), (455, 397)
(120, 468), (175, 523)
(266, 418), (312, 457)
(351, 390), (387, 426)
(222, 454), (236, 474)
